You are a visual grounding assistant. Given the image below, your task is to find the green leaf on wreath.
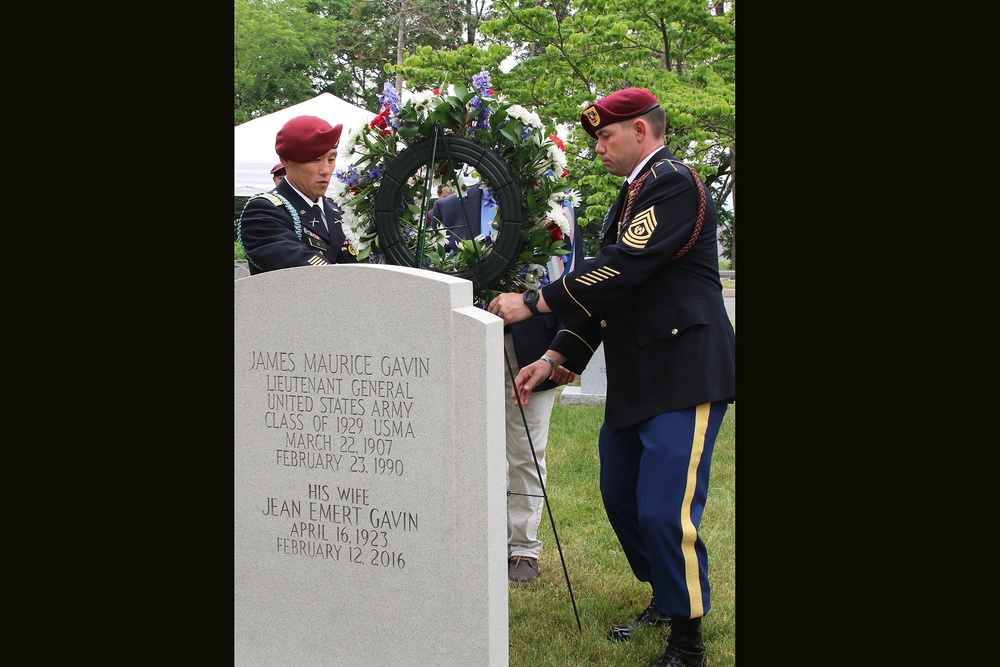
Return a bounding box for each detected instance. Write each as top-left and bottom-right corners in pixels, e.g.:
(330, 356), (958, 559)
(396, 123), (420, 139)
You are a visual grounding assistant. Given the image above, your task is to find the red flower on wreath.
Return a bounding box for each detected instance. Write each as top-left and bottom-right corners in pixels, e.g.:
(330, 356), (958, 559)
(547, 222), (563, 242)
(370, 108), (392, 137)
(548, 134), (569, 177)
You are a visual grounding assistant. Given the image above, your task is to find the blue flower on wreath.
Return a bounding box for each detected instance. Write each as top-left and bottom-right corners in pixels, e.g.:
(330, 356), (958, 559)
(339, 165), (361, 188)
(472, 70), (491, 95)
(469, 69), (493, 131)
(378, 82), (402, 127)
(482, 187), (497, 210)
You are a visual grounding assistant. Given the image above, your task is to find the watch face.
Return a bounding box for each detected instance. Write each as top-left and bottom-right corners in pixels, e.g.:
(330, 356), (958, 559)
(523, 289), (540, 314)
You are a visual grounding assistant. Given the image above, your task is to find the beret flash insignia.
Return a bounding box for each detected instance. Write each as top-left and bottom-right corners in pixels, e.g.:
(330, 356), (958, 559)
(583, 106), (601, 127)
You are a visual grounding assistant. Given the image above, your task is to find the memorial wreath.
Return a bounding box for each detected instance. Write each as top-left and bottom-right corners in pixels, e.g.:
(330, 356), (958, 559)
(332, 70), (580, 300)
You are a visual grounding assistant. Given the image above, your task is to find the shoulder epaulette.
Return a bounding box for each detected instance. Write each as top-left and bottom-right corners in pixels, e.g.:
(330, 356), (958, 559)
(250, 193), (283, 206)
(238, 191), (303, 260)
(649, 159), (680, 178)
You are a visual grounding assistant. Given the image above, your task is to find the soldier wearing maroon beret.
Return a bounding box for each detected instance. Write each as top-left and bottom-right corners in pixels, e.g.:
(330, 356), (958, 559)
(488, 87), (735, 667)
(270, 163), (286, 187)
(238, 115), (358, 274)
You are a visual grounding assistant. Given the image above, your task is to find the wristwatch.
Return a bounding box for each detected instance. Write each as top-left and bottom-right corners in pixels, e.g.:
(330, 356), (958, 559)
(523, 289), (541, 316)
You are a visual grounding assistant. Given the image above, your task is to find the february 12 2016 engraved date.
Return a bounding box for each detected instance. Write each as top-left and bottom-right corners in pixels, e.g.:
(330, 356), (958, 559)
(274, 539), (407, 569)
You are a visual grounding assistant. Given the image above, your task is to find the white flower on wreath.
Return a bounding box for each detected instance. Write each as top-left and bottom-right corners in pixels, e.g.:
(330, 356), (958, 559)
(506, 104), (542, 130)
(405, 89), (441, 115)
(561, 188), (582, 209)
(544, 200), (571, 237)
(340, 206), (364, 251)
(546, 142), (568, 174)
(340, 124), (365, 160)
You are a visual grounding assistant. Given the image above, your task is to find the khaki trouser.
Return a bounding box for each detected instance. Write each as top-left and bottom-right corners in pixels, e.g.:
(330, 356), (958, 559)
(503, 332), (556, 560)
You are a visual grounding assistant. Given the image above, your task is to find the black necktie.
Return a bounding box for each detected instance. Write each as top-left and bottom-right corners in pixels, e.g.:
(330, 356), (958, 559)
(311, 204), (325, 233)
(615, 180), (630, 223)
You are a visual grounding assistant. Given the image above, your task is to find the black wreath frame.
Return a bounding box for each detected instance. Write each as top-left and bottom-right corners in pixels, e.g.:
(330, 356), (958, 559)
(373, 134), (525, 295)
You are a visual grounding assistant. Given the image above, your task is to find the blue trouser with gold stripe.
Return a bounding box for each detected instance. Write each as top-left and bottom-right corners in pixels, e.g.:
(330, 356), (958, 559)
(598, 401), (728, 619)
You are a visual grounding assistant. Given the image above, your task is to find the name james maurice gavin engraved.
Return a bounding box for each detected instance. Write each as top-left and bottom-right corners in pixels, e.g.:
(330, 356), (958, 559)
(245, 350), (432, 568)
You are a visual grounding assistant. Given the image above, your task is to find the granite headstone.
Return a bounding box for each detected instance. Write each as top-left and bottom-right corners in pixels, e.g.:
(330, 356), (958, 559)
(235, 264), (508, 666)
(558, 343), (607, 405)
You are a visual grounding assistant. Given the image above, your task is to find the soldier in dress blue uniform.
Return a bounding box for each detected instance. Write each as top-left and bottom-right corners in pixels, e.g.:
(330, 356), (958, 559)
(488, 88), (735, 667)
(238, 115), (358, 275)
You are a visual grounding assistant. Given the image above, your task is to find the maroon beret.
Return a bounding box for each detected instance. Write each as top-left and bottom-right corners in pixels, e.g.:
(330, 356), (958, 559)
(580, 88), (661, 138)
(275, 115), (343, 162)
(270, 163), (286, 176)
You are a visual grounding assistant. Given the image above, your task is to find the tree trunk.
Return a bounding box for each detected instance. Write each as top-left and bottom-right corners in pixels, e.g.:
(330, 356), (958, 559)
(395, 22), (406, 93)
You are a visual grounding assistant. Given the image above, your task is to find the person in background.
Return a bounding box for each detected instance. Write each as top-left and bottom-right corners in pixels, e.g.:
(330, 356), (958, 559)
(270, 163), (287, 187)
(238, 116), (358, 275)
(487, 87), (735, 667)
(436, 182), (456, 199)
(429, 180), (583, 584)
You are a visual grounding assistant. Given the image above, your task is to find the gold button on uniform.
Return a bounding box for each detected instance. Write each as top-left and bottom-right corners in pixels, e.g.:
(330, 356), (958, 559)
(671, 328), (678, 335)
(601, 320), (607, 328)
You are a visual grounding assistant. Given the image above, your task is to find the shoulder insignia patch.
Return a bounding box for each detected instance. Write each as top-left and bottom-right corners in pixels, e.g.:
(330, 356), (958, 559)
(621, 207), (658, 249)
(251, 193), (283, 207)
(649, 159), (679, 178)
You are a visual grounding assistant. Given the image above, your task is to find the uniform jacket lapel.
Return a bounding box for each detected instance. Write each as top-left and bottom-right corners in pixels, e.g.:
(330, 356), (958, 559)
(321, 197), (346, 248)
(601, 181), (630, 243)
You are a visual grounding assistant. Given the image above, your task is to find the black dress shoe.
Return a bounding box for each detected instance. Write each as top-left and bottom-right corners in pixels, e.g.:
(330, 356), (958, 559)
(607, 599), (670, 641)
(650, 642), (706, 667)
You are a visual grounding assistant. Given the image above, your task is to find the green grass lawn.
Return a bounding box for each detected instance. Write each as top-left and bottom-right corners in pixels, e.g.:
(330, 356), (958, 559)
(508, 394), (736, 666)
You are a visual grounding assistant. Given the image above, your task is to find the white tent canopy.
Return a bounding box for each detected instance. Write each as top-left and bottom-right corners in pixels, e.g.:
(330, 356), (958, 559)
(234, 93), (375, 197)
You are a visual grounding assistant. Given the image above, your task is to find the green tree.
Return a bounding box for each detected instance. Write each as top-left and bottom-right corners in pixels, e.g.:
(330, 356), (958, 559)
(236, 0), (476, 120)
(302, 0), (478, 110)
(234, 0), (336, 123)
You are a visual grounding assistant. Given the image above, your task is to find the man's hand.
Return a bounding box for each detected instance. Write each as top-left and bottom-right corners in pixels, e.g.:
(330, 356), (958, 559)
(488, 292), (532, 325)
(510, 359), (554, 406)
(550, 365), (575, 386)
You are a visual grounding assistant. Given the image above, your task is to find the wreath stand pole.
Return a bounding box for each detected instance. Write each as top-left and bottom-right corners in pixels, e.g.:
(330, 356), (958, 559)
(413, 123), (441, 266)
